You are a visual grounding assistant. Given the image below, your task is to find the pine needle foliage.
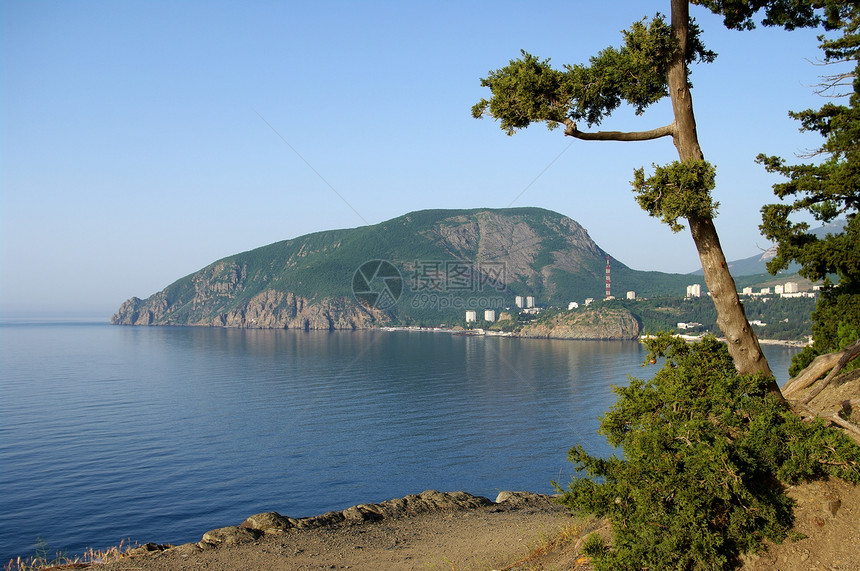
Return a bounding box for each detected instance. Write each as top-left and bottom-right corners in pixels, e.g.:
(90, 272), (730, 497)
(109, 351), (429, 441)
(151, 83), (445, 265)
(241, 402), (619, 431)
(632, 159), (719, 233)
(557, 334), (860, 571)
(757, 1), (860, 369)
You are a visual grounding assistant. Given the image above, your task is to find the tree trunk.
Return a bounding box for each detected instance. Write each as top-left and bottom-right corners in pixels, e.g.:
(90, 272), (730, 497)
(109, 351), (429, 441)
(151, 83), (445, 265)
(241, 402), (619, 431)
(668, 0), (702, 161)
(669, 0), (779, 392)
(689, 215), (778, 388)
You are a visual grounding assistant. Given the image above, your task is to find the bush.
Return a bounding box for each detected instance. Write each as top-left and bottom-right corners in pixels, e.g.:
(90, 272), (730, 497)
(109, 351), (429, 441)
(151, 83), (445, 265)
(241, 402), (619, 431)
(558, 334), (860, 571)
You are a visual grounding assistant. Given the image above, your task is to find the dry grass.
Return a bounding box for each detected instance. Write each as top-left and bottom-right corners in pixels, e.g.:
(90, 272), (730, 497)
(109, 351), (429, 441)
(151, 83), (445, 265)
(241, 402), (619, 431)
(498, 520), (589, 571)
(4, 539), (139, 571)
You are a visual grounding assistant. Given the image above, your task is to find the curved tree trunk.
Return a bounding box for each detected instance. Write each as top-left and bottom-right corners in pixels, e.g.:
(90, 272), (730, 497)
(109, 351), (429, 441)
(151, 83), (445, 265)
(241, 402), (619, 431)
(690, 215), (777, 387)
(669, 0), (779, 393)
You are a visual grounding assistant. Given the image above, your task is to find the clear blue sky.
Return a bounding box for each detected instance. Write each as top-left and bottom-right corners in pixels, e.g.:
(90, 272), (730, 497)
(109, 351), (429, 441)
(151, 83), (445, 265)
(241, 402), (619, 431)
(1, 1), (834, 317)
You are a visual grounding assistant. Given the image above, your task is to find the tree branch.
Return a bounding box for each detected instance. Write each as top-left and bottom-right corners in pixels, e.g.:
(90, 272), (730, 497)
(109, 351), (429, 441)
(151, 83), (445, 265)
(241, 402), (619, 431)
(793, 402), (860, 445)
(563, 120), (675, 141)
(820, 413), (860, 441)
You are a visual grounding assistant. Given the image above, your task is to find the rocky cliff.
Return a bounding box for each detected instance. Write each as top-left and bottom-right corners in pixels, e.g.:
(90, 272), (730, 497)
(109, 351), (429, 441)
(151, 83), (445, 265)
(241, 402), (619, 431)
(418, 209), (604, 299)
(112, 288), (383, 329)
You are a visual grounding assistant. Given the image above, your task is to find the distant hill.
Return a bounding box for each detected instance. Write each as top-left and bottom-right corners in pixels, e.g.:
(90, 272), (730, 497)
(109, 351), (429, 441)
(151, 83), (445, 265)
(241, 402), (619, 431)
(112, 207), (706, 329)
(715, 244), (801, 278)
(688, 220), (846, 277)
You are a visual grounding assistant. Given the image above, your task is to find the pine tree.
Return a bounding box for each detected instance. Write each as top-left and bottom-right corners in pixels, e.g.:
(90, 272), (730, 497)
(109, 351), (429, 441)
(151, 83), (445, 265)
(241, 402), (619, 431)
(758, 1), (860, 369)
(473, 0), (832, 391)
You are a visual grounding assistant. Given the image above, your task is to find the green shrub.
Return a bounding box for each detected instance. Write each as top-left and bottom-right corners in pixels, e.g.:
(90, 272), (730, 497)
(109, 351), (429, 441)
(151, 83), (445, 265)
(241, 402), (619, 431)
(557, 334), (860, 571)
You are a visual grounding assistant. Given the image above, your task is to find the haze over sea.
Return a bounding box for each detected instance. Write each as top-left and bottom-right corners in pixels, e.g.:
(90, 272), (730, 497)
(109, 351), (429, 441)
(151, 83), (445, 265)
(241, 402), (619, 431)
(0, 320), (801, 562)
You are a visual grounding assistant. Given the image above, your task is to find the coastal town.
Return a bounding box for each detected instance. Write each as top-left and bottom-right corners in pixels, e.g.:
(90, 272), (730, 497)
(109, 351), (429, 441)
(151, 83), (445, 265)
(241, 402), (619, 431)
(446, 278), (818, 345)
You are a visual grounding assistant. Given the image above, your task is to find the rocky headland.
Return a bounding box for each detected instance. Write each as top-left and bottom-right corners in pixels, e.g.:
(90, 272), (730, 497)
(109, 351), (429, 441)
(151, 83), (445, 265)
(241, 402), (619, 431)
(514, 307), (641, 340)
(111, 207), (699, 333)
(112, 288), (381, 330)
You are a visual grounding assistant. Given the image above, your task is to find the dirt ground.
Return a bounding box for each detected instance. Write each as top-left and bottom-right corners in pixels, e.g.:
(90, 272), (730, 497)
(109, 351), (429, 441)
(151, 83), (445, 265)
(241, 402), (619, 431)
(740, 476), (860, 571)
(96, 493), (585, 571)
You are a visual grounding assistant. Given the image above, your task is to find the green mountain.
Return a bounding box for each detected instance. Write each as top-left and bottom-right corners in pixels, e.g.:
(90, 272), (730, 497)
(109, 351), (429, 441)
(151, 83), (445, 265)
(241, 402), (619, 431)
(112, 207), (705, 328)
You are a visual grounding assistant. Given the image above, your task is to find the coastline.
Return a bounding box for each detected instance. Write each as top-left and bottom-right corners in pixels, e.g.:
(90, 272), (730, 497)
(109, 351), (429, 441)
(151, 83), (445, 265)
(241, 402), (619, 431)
(379, 325), (810, 347)
(92, 490), (581, 571)
(41, 478), (860, 571)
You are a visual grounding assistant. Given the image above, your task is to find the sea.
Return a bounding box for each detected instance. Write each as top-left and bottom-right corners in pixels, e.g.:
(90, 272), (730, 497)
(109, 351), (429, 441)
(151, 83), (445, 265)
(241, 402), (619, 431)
(0, 319), (802, 562)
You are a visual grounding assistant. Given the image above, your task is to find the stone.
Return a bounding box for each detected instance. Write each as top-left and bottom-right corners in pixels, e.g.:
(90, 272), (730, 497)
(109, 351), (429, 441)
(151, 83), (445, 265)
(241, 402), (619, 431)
(495, 491), (558, 509)
(292, 511), (346, 529)
(824, 499), (842, 516)
(201, 526), (262, 545)
(124, 543), (168, 557)
(165, 542), (203, 557)
(342, 504), (385, 522)
(240, 512), (293, 531)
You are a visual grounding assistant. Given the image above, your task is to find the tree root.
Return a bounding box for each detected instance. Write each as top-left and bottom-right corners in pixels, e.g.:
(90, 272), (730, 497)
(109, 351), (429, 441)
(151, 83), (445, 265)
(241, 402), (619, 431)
(783, 352), (842, 397)
(782, 340), (860, 399)
(785, 339), (860, 443)
(800, 340), (860, 405)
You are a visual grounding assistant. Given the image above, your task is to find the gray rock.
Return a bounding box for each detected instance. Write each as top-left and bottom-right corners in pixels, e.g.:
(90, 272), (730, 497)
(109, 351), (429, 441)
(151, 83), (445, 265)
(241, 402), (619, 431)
(240, 512), (293, 532)
(342, 504), (385, 522)
(824, 499), (842, 516)
(124, 542), (168, 557)
(495, 491), (559, 509)
(201, 526), (262, 545)
(292, 511), (346, 530)
(165, 542), (203, 557)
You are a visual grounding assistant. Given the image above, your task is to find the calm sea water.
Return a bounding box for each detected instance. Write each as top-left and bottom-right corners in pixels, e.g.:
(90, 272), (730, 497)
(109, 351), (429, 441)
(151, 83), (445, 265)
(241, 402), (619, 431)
(0, 321), (800, 562)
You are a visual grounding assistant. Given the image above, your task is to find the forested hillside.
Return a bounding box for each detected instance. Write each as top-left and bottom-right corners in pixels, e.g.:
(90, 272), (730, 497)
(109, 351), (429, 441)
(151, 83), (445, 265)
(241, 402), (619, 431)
(112, 208), (707, 329)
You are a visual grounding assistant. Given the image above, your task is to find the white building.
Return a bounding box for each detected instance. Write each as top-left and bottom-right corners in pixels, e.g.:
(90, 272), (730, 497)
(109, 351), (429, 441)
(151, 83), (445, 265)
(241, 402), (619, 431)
(775, 285), (784, 295)
(465, 310), (477, 323)
(742, 287), (753, 295)
(585, 298), (594, 306)
(484, 310), (496, 322)
(525, 296), (535, 308)
(686, 284), (702, 298)
(568, 301), (579, 310)
(784, 282), (799, 294)
(515, 296), (524, 308)
(626, 291), (636, 300)
(760, 287), (771, 295)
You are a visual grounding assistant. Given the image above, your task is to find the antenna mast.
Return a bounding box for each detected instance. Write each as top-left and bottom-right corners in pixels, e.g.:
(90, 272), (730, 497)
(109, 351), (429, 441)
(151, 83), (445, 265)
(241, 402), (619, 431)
(605, 255), (611, 300)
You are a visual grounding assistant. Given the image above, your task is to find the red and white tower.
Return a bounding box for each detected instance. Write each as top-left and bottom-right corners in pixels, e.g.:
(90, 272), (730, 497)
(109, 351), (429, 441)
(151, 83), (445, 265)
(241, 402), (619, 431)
(605, 255), (611, 299)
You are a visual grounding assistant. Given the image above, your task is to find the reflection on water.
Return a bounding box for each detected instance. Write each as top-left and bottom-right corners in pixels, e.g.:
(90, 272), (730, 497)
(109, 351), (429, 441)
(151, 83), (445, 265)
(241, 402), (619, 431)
(0, 324), (801, 561)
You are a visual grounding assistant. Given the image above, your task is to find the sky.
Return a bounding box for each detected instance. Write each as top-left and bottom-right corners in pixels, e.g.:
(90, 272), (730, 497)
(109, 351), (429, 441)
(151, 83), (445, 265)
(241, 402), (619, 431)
(0, 1), (838, 317)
